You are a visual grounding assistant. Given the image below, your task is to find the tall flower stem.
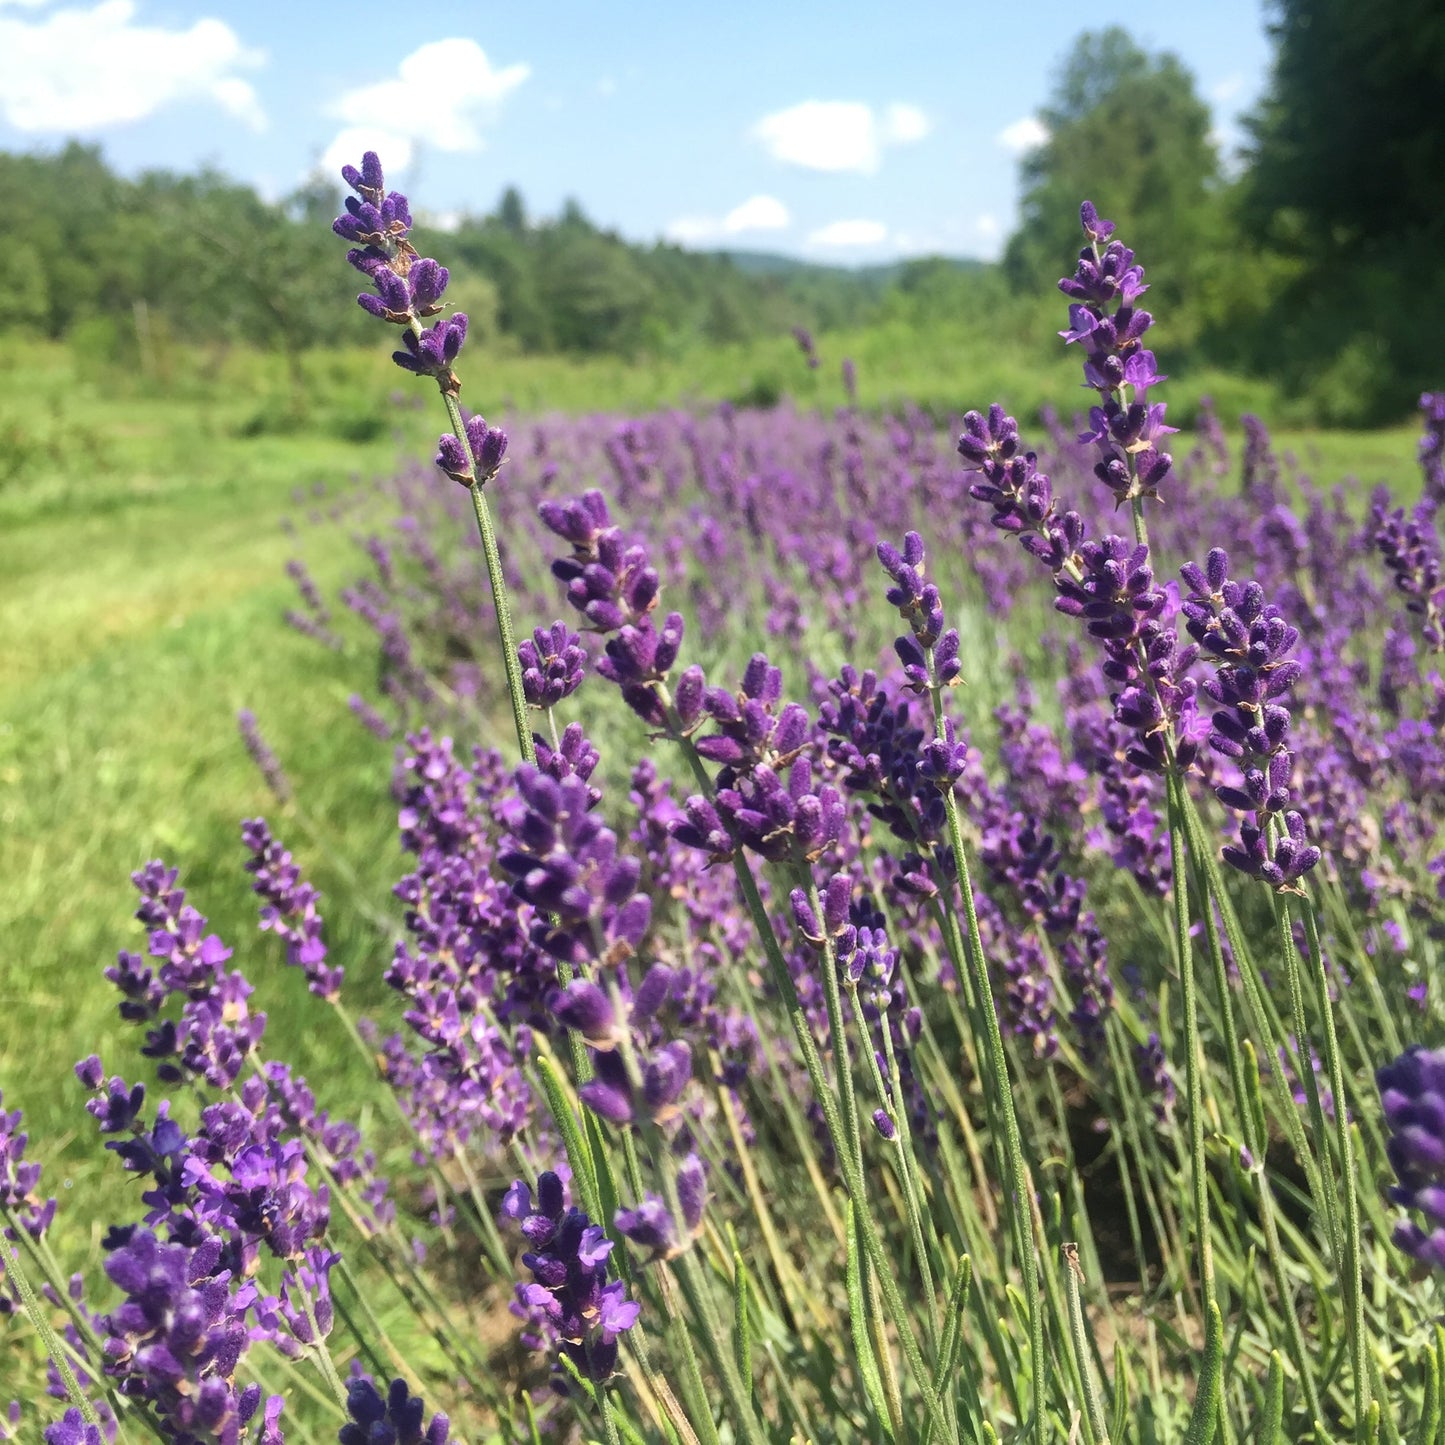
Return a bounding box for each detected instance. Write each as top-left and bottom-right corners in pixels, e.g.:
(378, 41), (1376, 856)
(926, 665), (1048, 1445)
(1298, 897), (1371, 1436)
(438, 387), (535, 765)
(655, 693), (957, 1441)
(1, 1227), (101, 1429)
(1189, 852), (1323, 1426)
(1163, 771), (1222, 1431)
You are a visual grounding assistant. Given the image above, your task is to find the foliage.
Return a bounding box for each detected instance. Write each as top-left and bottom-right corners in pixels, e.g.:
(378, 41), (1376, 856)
(1004, 27), (1226, 327)
(4, 161), (1445, 1443)
(1235, 0), (1445, 421)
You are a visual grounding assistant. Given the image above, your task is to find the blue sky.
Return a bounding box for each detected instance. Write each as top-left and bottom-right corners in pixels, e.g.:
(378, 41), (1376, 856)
(0, 0), (1273, 263)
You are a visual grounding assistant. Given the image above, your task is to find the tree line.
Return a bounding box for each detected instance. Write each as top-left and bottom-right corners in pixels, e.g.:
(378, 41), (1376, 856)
(9, 0), (1443, 423)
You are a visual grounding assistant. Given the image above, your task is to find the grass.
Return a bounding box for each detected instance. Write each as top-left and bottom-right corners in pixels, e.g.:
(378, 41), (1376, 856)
(0, 332), (1425, 1174)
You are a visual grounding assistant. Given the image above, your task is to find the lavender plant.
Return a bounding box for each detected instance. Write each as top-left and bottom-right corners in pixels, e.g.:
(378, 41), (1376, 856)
(8, 155), (1445, 1445)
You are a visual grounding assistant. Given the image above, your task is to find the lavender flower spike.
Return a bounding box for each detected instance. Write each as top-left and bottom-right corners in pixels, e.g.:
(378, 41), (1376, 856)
(1060, 201), (1177, 505)
(1378, 1045), (1445, 1271)
(340, 1377), (449, 1445)
(504, 1171), (641, 1384)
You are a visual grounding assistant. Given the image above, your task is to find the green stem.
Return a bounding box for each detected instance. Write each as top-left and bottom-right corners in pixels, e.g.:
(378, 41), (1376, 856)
(437, 386), (534, 766)
(2, 1229), (100, 1427)
(1190, 847), (1323, 1425)
(1298, 898), (1371, 1436)
(929, 674), (1047, 1445)
(1164, 774), (1217, 1331)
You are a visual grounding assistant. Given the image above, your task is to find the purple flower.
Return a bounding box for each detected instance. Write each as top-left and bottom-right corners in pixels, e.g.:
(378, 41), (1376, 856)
(241, 819), (342, 1000)
(1180, 547), (1321, 890)
(1379, 1045), (1445, 1271)
(98, 1228), (267, 1441)
(392, 314), (468, 383)
(1421, 391), (1445, 509)
(1058, 203), (1175, 504)
(518, 622), (588, 709)
(1372, 495), (1444, 652)
(1, 1091), (56, 1241)
(43, 1411), (104, 1445)
(340, 1377), (448, 1445)
(498, 764), (651, 968)
(237, 710), (290, 803)
(435, 414), (509, 487)
(578, 1041), (693, 1128)
(504, 1172), (640, 1384)
(614, 1153), (707, 1259)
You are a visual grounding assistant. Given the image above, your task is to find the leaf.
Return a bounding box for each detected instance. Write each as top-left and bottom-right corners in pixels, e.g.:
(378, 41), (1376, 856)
(845, 1199), (895, 1441)
(1256, 1351), (1284, 1445)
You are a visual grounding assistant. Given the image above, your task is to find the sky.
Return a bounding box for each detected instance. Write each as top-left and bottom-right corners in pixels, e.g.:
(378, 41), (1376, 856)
(0, 0), (1274, 264)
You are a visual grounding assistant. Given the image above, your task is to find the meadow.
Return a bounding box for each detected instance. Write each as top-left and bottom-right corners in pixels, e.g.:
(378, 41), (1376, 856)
(0, 173), (1441, 1445)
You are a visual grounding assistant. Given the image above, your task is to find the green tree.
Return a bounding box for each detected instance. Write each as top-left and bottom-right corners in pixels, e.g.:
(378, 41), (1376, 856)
(1237, 0), (1445, 421)
(1004, 28), (1224, 321)
(1246, 0), (1445, 247)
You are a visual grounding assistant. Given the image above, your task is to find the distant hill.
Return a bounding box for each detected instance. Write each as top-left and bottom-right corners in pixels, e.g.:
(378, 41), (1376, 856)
(710, 249), (989, 284)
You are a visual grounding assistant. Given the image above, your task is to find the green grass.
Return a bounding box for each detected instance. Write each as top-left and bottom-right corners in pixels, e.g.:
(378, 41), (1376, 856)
(0, 332), (1425, 1167)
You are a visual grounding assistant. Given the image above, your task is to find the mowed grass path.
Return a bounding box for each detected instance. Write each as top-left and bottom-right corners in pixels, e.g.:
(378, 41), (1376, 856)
(0, 336), (1425, 1162)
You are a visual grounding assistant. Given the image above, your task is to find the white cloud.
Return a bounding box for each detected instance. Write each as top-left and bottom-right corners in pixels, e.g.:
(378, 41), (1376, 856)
(807, 219), (888, 248)
(0, 0), (266, 132)
(1209, 73), (1245, 104)
(327, 38), (529, 159)
(996, 115), (1049, 155)
(974, 213), (1001, 241)
(666, 193), (790, 245)
(882, 102), (930, 145)
(752, 99), (929, 174)
(722, 194), (789, 232)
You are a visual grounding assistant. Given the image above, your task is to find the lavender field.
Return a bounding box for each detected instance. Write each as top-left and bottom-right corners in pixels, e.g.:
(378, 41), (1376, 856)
(2, 134), (1444, 1445)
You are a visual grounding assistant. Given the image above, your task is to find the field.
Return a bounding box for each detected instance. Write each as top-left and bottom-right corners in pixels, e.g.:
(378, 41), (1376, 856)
(1, 337), (1420, 1137)
(2, 287), (1441, 1443)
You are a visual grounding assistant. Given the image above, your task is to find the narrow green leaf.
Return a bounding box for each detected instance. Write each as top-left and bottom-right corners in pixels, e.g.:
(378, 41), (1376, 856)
(845, 1199), (895, 1441)
(536, 1054), (599, 1219)
(1419, 1327), (1443, 1445)
(584, 1108), (619, 1240)
(1109, 1340), (1131, 1445)
(1256, 1351), (1284, 1445)
(922, 1253), (976, 1445)
(1182, 1301), (1224, 1445)
(732, 1247), (753, 1391)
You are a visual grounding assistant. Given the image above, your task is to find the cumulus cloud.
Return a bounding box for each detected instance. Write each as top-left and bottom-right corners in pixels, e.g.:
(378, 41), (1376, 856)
(807, 219), (888, 248)
(1209, 73), (1245, 104)
(325, 38), (529, 165)
(666, 193), (790, 245)
(996, 115), (1050, 155)
(881, 103), (930, 145)
(752, 100), (930, 174)
(0, 0), (266, 132)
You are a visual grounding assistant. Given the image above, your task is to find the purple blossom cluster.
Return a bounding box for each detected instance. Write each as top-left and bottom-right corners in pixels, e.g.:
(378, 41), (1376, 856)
(332, 150), (506, 484)
(1058, 201), (1177, 505)
(242, 819), (342, 1000)
(503, 1171), (640, 1385)
(1378, 1045), (1445, 1269)
(1372, 495), (1444, 652)
(1180, 550), (1322, 890)
(384, 732), (541, 1157)
(1420, 392), (1445, 509)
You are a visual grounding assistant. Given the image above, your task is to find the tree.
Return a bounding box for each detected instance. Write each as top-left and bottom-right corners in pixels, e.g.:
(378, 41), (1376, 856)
(1237, 0), (1445, 420)
(1004, 28), (1223, 317)
(1246, 0), (1445, 247)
